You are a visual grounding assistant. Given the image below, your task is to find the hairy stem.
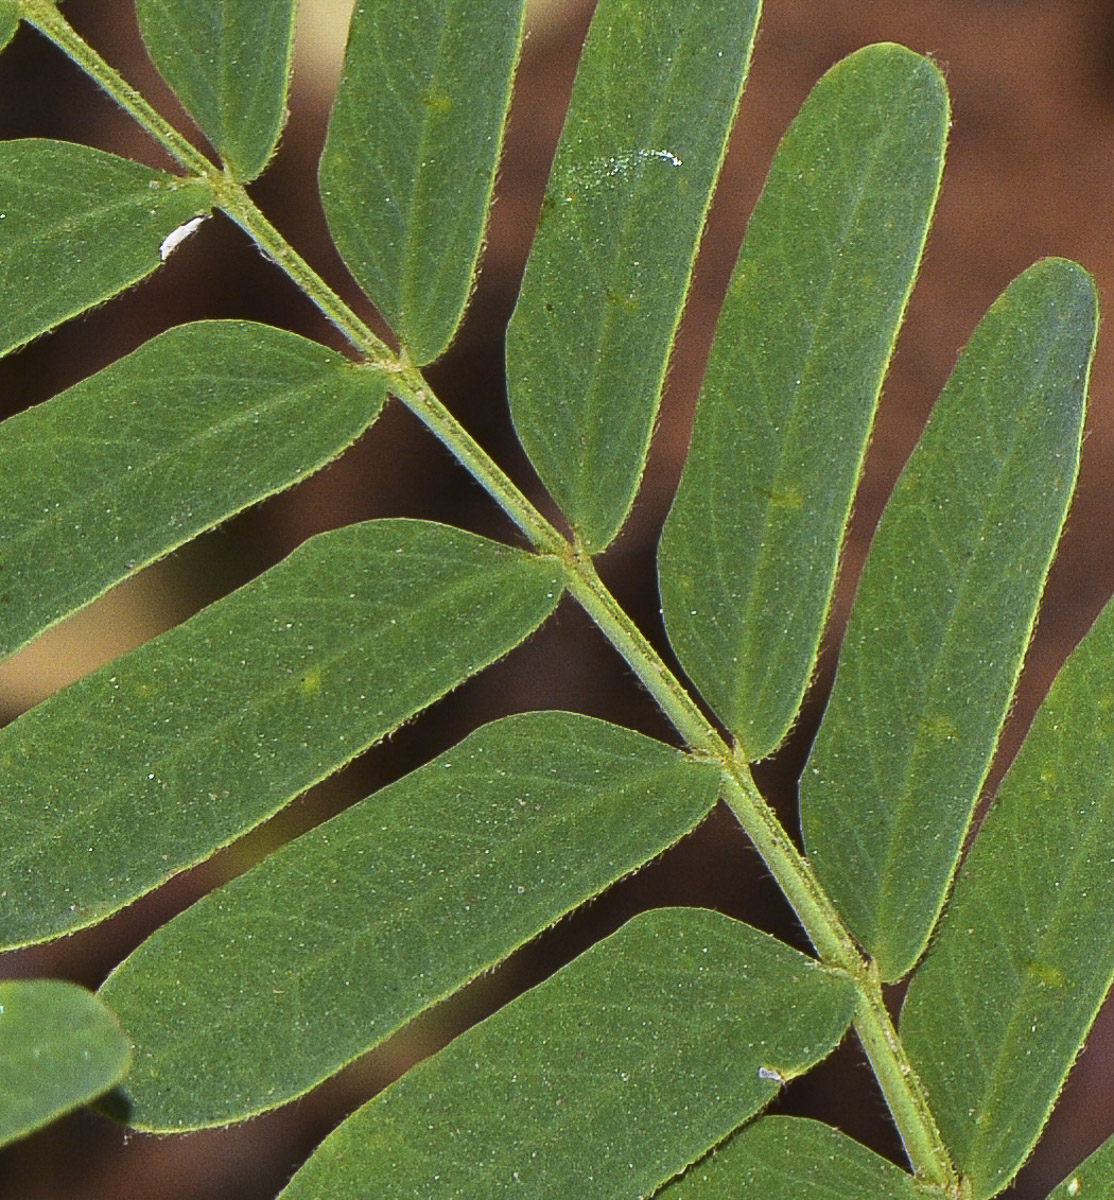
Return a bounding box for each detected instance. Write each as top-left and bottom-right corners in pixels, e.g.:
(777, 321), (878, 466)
(854, 981), (966, 1196)
(218, 187), (395, 359)
(22, 0), (212, 177)
(30, 6), (960, 1190)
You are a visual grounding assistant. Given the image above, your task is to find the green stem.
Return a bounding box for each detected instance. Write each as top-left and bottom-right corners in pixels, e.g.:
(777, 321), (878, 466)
(719, 766), (956, 1189)
(564, 551), (726, 757)
(29, 7), (961, 1190)
(23, 1), (397, 356)
(22, 0), (213, 177)
(389, 371), (567, 553)
(720, 765), (857, 966)
(218, 188), (395, 360)
(854, 981), (964, 1195)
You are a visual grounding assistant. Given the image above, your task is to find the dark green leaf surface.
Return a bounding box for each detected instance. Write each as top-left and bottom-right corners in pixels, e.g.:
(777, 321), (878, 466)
(101, 713), (721, 1130)
(901, 593), (1114, 1198)
(506, 0), (759, 553)
(0, 520), (562, 950)
(657, 1117), (925, 1199)
(0, 140), (211, 357)
(1046, 1135), (1114, 1200)
(801, 259), (1096, 981)
(0, 979), (131, 1148)
(0, 320), (385, 659)
(658, 44), (947, 759)
(135, 0), (295, 180)
(278, 908), (855, 1199)
(319, 0), (525, 364)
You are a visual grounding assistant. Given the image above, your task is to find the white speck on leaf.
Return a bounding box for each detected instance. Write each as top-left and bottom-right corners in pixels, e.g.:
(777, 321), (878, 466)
(603, 148), (683, 177)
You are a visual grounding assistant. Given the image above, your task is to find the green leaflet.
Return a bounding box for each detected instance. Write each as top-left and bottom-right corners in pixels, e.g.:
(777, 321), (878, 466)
(506, 0), (759, 554)
(1047, 1136), (1114, 1199)
(657, 1117), (925, 1199)
(319, 0), (526, 365)
(900, 593), (1114, 1199)
(0, 980), (131, 1148)
(0, 320), (386, 659)
(277, 908), (856, 1199)
(0, 4), (16, 53)
(134, 0), (295, 181)
(100, 712), (721, 1130)
(658, 44), (947, 759)
(0, 140), (211, 357)
(0, 519), (562, 950)
(801, 259), (1096, 981)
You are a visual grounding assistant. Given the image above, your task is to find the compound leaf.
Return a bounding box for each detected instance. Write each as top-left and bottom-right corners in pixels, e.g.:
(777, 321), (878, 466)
(100, 712), (721, 1130)
(656, 1116), (925, 1199)
(901, 592), (1114, 1198)
(0, 320), (386, 658)
(0, 979), (131, 1148)
(277, 908), (855, 1199)
(658, 44), (947, 759)
(801, 259), (1096, 981)
(319, 0), (526, 364)
(506, 0), (759, 553)
(0, 140), (211, 357)
(134, 0), (296, 180)
(0, 520), (562, 950)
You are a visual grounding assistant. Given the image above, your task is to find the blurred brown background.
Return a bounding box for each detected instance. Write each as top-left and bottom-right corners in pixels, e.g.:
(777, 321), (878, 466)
(2, 0), (1114, 1196)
